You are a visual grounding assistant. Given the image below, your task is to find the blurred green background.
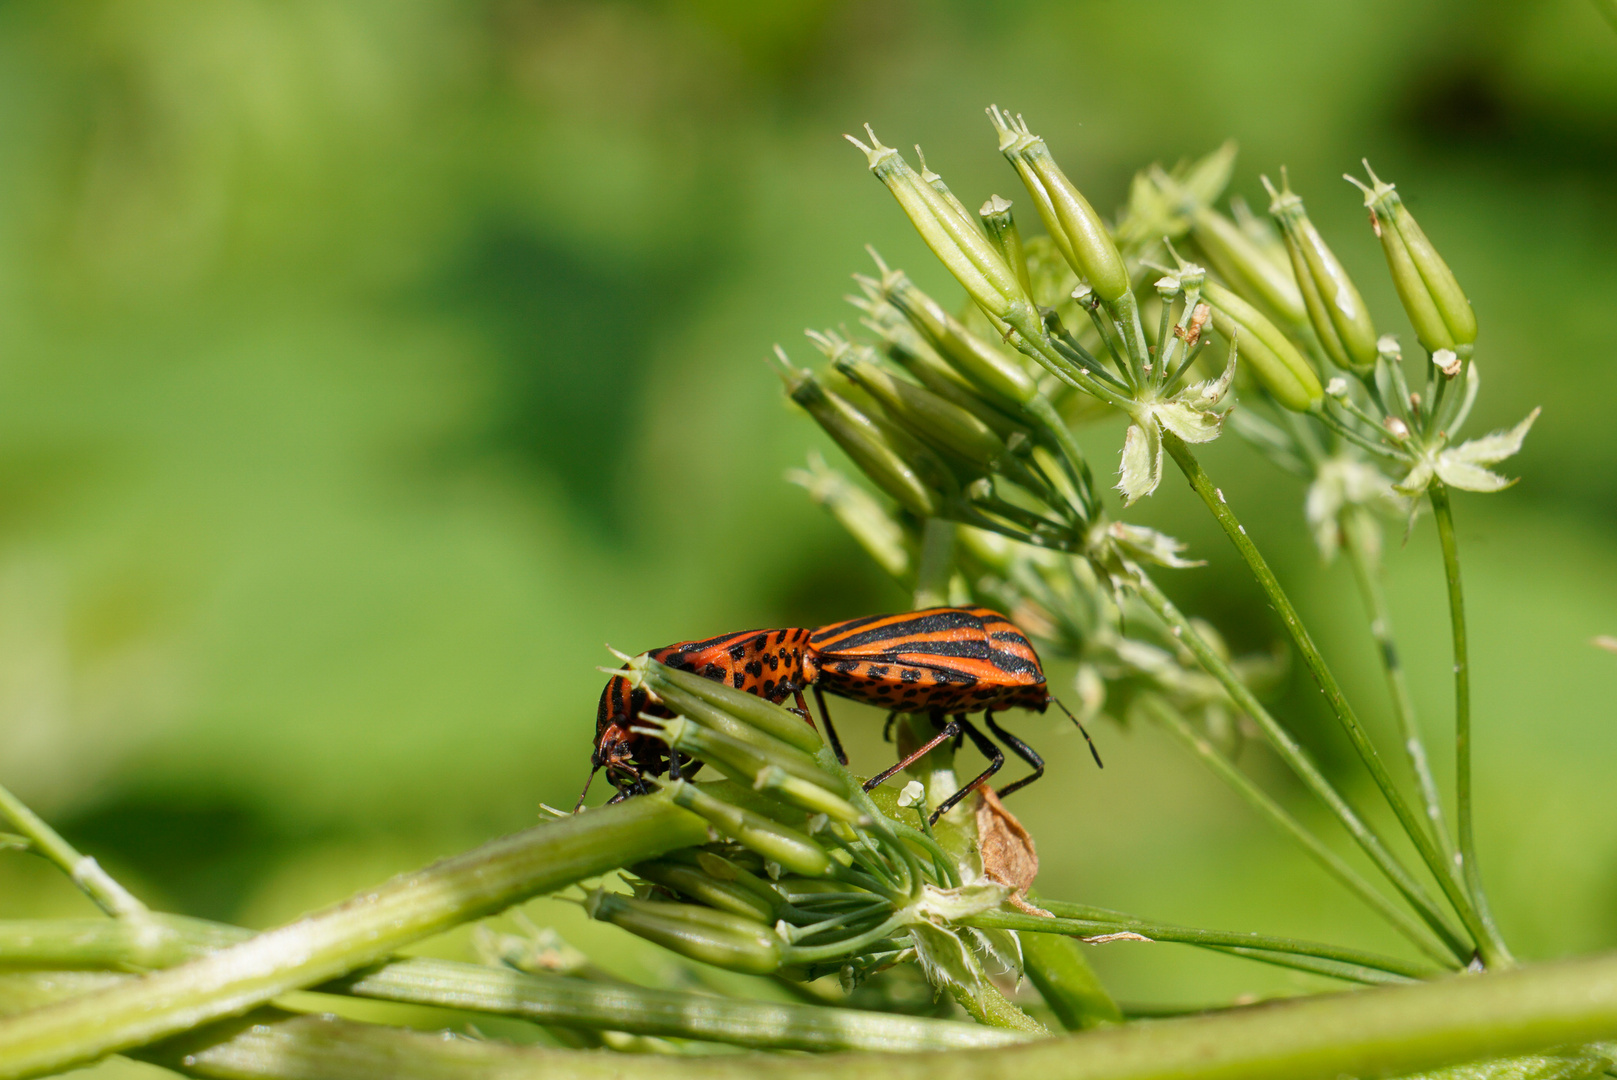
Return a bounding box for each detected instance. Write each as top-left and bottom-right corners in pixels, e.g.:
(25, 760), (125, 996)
(3, 0), (1617, 1016)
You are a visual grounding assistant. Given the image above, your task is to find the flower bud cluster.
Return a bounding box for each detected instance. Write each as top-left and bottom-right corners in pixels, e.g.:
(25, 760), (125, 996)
(582, 656), (1017, 993)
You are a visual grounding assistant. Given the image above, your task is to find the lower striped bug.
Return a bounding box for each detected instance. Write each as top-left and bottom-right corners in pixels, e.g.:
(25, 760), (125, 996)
(576, 627), (821, 810)
(578, 606), (1099, 821)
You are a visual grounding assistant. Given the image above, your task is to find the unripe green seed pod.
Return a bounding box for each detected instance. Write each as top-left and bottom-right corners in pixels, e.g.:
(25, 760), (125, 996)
(772, 349), (943, 517)
(989, 107), (1130, 303)
(864, 312), (1030, 441)
(586, 891), (784, 975)
(664, 779), (833, 877)
(847, 127), (1027, 320)
(1349, 163), (1476, 352)
(1190, 205), (1306, 328)
(979, 195), (1035, 301)
(1203, 280), (1323, 412)
(1263, 174), (1378, 374)
(834, 353), (1008, 472)
(639, 656), (825, 756)
(629, 860), (783, 923)
(882, 274), (1038, 408)
(642, 715), (849, 800)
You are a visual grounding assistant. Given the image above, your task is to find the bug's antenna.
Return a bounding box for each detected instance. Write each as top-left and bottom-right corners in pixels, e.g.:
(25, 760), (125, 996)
(1053, 696), (1103, 768)
(572, 766), (600, 814)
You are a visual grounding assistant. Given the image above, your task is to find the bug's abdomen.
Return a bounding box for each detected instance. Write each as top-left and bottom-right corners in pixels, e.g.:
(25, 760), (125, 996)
(656, 627), (814, 703)
(807, 606), (1049, 714)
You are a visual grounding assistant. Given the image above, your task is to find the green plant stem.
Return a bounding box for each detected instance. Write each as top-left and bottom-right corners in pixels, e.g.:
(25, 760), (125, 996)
(1428, 482), (1513, 967)
(0, 919), (1026, 1053)
(1127, 566), (1469, 963)
(118, 950), (1617, 1080)
(0, 782), (145, 919)
(965, 910), (1435, 981)
(0, 794), (712, 1080)
(1161, 431), (1500, 967)
(1341, 508), (1459, 873)
(914, 517), (957, 608)
(1135, 693), (1456, 967)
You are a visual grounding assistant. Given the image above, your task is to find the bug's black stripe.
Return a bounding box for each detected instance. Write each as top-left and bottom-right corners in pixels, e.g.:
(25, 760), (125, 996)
(822, 638), (991, 663)
(812, 609), (984, 652)
(987, 648), (1041, 677)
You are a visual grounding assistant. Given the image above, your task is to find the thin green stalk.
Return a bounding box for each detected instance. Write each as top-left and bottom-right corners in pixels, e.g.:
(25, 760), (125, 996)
(1341, 508), (1459, 872)
(1128, 566), (1470, 962)
(1136, 693), (1456, 967)
(1161, 432), (1500, 967)
(0, 794), (711, 1080)
(124, 950), (1617, 1080)
(1428, 482), (1514, 967)
(965, 910), (1436, 981)
(0, 783), (145, 919)
(1205, 946), (1413, 985)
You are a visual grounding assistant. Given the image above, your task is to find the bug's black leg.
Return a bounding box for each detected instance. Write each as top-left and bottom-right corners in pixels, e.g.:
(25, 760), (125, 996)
(572, 766), (601, 813)
(985, 713), (1045, 799)
(667, 748), (684, 781)
(930, 715), (1004, 824)
(882, 710), (898, 742)
(863, 710), (956, 792)
(812, 685), (848, 766)
(606, 788), (629, 806)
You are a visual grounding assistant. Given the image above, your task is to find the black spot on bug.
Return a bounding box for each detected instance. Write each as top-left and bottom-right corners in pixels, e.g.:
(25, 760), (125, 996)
(701, 663), (722, 679)
(729, 643), (747, 661)
(836, 661), (858, 674)
(732, 671), (746, 688)
(762, 679), (776, 697)
(745, 660), (764, 677)
(866, 664), (889, 680)
(767, 654), (780, 671)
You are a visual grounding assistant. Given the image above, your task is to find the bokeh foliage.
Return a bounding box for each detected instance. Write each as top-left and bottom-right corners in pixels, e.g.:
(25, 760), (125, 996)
(2, 0), (1617, 1019)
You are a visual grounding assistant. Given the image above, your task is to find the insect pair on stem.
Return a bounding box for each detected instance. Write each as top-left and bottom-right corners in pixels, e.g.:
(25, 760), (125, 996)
(579, 605), (1101, 823)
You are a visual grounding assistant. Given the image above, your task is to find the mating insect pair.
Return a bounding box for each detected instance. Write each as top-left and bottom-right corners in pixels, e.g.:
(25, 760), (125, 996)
(578, 606), (1101, 823)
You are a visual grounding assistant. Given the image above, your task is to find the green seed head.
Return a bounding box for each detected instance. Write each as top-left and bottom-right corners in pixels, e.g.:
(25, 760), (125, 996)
(1203, 280), (1323, 412)
(772, 347), (944, 517)
(988, 107), (1130, 303)
(1347, 162), (1476, 352)
(1263, 171), (1378, 373)
(586, 890), (785, 976)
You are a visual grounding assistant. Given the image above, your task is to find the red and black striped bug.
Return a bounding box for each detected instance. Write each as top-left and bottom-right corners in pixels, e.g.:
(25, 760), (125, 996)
(578, 606), (1098, 821)
(807, 605), (1101, 821)
(576, 627), (821, 810)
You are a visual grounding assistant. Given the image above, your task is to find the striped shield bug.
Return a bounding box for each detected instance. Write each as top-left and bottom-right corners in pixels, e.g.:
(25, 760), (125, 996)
(577, 627), (823, 809)
(808, 605), (1101, 822)
(578, 607), (1097, 821)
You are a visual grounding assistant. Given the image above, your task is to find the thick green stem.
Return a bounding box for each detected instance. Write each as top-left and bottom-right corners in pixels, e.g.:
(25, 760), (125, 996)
(1428, 483), (1513, 967)
(1341, 508), (1460, 874)
(1128, 567), (1469, 962)
(123, 951), (1617, 1080)
(0, 783), (145, 919)
(966, 910), (1435, 981)
(0, 921), (1026, 1052)
(1161, 432), (1499, 966)
(1137, 694), (1456, 967)
(0, 794), (711, 1080)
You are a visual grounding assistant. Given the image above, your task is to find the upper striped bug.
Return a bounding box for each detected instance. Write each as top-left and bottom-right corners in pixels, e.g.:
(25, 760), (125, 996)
(576, 627), (820, 809)
(808, 605), (1101, 822)
(578, 606), (1098, 821)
